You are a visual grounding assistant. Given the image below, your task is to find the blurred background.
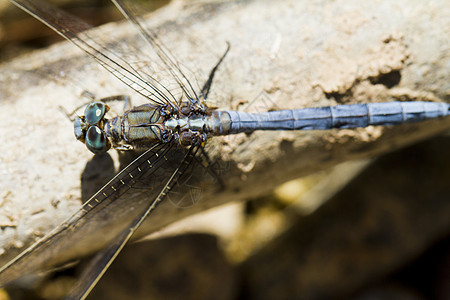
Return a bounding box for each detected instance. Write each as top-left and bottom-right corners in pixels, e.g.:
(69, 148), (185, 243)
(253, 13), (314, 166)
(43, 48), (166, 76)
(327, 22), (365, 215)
(0, 0), (169, 61)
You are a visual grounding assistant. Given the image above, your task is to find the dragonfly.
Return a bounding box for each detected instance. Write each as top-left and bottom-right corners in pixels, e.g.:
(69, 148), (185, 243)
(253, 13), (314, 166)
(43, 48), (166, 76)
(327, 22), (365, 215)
(2, 0), (450, 299)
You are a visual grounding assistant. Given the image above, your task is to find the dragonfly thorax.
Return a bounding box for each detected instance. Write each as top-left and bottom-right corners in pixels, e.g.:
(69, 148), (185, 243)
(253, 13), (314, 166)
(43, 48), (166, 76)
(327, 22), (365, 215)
(164, 115), (208, 146)
(104, 104), (168, 150)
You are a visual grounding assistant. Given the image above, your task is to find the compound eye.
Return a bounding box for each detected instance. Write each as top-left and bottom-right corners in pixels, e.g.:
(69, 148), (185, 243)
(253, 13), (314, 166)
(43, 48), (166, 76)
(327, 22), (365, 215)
(85, 126), (110, 154)
(84, 101), (106, 125)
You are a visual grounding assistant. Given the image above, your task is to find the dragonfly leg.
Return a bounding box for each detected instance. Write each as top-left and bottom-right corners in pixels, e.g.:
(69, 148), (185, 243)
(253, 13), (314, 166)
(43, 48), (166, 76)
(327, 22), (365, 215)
(80, 90), (96, 100)
(80, 91), (131, 111)
(59, 105), (78, 122)
(97, 95), (132, 113)
(60, 90), (98, 121)
(200, 42), (231, 103)
(60, 95), (132, 122)
(197, 145), (226, 190)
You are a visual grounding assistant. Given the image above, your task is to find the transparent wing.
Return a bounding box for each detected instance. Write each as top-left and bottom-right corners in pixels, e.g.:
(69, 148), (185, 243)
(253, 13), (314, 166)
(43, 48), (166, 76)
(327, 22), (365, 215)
(65, 145), (200, 300)
(112, 0), (202, 105)
(0, 142), (194, 286)
(9, 0), (188, 108)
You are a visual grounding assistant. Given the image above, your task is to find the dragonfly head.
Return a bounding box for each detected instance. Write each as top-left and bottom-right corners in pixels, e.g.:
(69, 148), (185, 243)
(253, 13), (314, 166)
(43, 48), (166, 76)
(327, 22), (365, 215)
(74, 101), (112, 154)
